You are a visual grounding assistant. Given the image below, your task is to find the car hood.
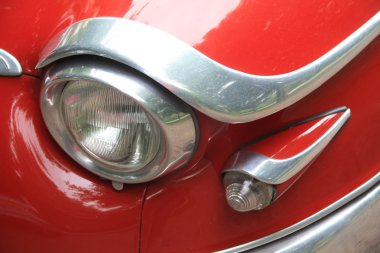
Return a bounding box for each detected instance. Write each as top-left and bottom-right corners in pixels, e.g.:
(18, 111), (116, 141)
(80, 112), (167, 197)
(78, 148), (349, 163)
(1, 0), (377, 76)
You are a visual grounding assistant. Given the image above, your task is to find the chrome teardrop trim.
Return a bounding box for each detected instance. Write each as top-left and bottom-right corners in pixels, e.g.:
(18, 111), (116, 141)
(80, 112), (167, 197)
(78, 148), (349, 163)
(222, 109), (351, 185)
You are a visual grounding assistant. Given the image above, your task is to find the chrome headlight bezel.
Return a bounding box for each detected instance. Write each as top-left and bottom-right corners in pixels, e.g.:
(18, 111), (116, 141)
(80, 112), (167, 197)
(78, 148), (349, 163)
(41, 57), (198, 184)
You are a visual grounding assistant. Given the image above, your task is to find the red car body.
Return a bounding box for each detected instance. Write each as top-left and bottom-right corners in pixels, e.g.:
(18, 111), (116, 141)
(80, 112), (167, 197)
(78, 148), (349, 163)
(0, 0), (379, 252)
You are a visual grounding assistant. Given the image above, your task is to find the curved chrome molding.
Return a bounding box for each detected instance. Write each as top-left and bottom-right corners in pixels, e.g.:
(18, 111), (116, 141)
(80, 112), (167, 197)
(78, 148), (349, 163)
(223, 109), (350, 184)
(251, 181), (380, 252)
(41, 56), (197, 183)
(37, 12), (380, 123)
(0, 49), (22, 76)
(218, 172), (380, 253)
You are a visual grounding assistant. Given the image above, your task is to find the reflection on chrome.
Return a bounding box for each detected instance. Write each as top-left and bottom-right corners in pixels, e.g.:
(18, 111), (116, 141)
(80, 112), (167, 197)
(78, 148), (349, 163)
(223, 109), (351, 185)
(0, 49), (22, 76)
(219, 173), (380, 252)
(40, 57), (198, 184)
(37, 12), (380, 123)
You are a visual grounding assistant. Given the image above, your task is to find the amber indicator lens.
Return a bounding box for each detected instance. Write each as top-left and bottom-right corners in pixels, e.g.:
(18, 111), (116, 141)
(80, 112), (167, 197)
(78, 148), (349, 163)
(61, 80), (160, 171)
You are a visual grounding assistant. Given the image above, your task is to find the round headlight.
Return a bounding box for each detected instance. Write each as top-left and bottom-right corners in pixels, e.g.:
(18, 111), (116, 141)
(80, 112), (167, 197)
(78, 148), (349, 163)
(61, 80), (160, 169)
(41, 57), (198, 184)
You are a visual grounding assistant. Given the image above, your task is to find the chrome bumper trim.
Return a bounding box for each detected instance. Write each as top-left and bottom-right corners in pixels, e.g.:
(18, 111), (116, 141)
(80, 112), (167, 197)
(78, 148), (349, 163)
(218, 172), (380, 252)
(37, 12), (380, 123)
(253, 179), (380, 252)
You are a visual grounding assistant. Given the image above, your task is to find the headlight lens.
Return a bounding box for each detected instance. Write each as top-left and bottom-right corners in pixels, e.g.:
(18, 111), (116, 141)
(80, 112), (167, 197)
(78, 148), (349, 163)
(61, 80), (160, 170)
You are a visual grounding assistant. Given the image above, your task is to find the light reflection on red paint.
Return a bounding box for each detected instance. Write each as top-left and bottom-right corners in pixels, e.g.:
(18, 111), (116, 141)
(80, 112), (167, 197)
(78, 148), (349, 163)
(124, 0), (241, 45)
(1, 76), (145, 252)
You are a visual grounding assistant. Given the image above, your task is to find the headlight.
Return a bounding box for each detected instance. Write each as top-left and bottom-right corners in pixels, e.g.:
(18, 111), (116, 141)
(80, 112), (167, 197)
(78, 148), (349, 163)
(61, 80), (160, 169)
(41, 57), (198, 184)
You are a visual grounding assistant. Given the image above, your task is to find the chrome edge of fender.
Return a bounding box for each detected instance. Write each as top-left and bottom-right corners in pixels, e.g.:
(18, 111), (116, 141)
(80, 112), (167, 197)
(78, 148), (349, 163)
(0, 49), (22, 76)
(250, 180), (380, 252)
(218, 172), (380, 253)
(222, 109), (351, 184)
(36, 12), (380, 123)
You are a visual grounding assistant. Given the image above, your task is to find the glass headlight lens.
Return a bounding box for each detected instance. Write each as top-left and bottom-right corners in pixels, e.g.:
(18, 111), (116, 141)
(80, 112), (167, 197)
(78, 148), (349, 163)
(61, 81), (160, 170)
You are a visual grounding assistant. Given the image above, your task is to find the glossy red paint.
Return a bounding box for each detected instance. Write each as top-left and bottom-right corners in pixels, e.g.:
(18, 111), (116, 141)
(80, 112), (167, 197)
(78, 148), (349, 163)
(0, 76), (146, 253)
(141, 38), (380, 252)
(243, 110), (347, 201)
(247, 111), (344, 159)
(0, 0), (134, 75)
(138, 3), (380, 253)
(0, 0), (379, 253)
(1, 0), (379, 77)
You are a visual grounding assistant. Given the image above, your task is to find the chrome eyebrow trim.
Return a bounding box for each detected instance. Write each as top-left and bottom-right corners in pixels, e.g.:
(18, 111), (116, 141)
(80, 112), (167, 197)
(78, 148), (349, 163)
(37, 12), (380, 123)
(218, 172), (380, 253)
(0, 49), (22, 76)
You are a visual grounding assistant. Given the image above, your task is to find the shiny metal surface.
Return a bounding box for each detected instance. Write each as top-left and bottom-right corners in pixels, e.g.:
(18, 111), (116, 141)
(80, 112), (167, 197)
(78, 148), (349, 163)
(37, 12), (380, 123)
(219, 172), (380, 253)
(0, 49), (22, 76)
(250, 181), (380, 252)
(223, 109), (350, 184)
(40, 56), (198, 184)
(111, 181), (124, 191)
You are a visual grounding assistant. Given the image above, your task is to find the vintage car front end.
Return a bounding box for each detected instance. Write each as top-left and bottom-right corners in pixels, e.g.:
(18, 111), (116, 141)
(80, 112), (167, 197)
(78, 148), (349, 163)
(1, 0), (380, 252)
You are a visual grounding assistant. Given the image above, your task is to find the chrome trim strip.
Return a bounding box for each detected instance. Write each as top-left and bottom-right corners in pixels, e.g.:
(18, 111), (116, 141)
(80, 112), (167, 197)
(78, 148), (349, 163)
(218, 172), (380, 253)
(41, 56), (198, 183)
(251, 181), (380, 252)
(0, 49), (22, 76)
(37, 12), (380, 123)
(223, 109), (350, 184)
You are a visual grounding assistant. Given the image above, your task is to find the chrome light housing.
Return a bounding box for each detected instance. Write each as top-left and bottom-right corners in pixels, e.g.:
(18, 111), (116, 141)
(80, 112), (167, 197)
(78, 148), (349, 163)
(40, 57), (198, 183)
